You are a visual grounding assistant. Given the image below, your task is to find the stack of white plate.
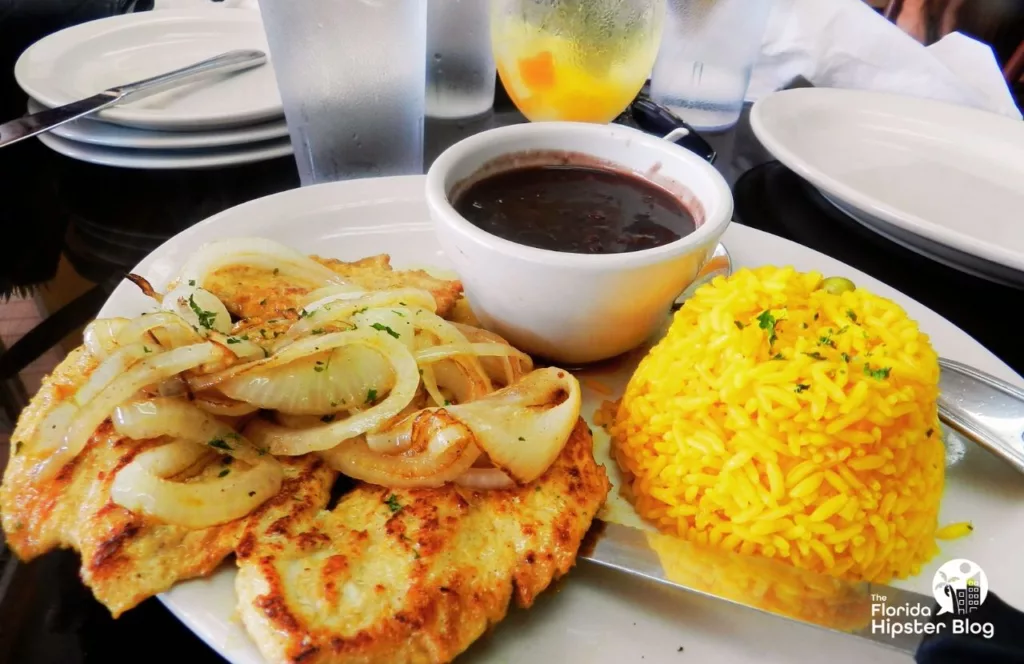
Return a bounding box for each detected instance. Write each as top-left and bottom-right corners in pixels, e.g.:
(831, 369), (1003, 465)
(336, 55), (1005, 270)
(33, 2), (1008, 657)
(15, 8), (292, 170)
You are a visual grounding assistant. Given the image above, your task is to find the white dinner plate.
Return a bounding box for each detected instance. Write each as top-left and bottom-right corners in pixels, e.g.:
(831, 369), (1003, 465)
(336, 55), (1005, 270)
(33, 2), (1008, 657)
(37, 131), (292, 170)
(99, 176), (1024, 664)
(15, 9), (282, 131)
(26, 98), (288, 150)
(751, 88), (1024, 288)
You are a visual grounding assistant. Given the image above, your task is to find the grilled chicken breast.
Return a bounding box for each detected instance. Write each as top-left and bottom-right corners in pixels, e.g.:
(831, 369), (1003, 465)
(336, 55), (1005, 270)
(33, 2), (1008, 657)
(0, 348), (335, 617)
(205, 255), (463, 323)
(235, 420), (610, 664)
(1, 254), (456, 616)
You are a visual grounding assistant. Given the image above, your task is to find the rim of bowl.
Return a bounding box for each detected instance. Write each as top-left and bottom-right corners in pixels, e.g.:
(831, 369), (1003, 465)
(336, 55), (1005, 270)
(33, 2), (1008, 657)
(425, 121), (734, 271)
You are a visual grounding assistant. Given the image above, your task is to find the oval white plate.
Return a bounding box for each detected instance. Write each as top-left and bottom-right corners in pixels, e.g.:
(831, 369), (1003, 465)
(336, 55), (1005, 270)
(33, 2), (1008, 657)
(37, 131), (291, 170)
(16, 9), (282, 131)
(100, 176), (1024, 664)
(751, 88), (1024, 287)
(26, 98), (288, 150)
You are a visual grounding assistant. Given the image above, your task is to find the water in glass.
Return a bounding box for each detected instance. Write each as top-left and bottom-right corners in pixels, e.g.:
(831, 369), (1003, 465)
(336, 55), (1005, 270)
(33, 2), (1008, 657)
(258, 0), (427, 184)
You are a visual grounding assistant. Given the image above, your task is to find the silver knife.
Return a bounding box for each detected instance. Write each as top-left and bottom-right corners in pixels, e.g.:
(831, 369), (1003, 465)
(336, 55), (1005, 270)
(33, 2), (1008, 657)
(581, 522), (1024, 661)
(938, 358), (1024, 475)
(0, 49), (267, 149)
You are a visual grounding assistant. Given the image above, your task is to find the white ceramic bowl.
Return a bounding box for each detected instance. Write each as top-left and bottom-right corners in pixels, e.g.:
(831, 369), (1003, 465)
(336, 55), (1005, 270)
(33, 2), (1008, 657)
(426, 122), (733, 365)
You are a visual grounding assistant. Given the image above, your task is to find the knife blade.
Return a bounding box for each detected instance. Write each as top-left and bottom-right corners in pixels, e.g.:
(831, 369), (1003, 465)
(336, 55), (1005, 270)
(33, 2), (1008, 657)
(580, 521), (1024, 662)
(0, 49), (266, 149)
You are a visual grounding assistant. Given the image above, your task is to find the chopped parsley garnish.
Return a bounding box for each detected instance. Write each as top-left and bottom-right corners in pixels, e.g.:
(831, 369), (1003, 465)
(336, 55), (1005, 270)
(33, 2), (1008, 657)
(771, 352), (785, 361)
(926, 428), (934, 438)
(314, 360), (327, 373)
(256, 447), (268, 456)
(837, 326), (849, 335)
(757, 310), (780, 346)
(188, 280), (196, 286)
(794, 384), (811, 393)
(734, 320), (745, 330)
(321, 414), (335, 423)
(392, 310), (406, 317)
(298, 308), (312, 319)
(864, 364), (892, 380)
(259, 298), (267, 306)
(443, 400), (451, 406)
(385, 494), (402, 513)
(841, 352), (851, 362)
(366, 388), (378, 404)
(259, 329), (268, 339)
(804, 352), (825, 360)
(802, 323), (809, 329)
(248, 491), (256, 497)
(371, 322), (400, 339)
(847, 309), (858, 322)
(208, 438), (232, 451)
(262, 347), (270, 358)
(218, 468), (231, 478)
(518, 436), (526, 441)
(354, 307), (368, 315)
(226, 337), (241, 344)
(311, 328), (325, 335)
(818, 333), (836, 349)
(13, 441), (23, 455)
(143, 346), (151, 353)
(188, 294), (218, 330)
(813, 313), (819, 320)
(330, 400), (340, 408)
(222, 456), (234, 465)
(272, 268), (280, 276)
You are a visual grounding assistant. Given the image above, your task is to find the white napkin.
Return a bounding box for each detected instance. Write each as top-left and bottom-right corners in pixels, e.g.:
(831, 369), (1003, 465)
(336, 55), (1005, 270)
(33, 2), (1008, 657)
(747, 0), (1021, 120)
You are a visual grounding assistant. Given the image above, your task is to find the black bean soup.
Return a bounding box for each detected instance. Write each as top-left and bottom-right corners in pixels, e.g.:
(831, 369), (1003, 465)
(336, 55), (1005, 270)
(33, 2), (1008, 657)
(453, 165), (698, 255)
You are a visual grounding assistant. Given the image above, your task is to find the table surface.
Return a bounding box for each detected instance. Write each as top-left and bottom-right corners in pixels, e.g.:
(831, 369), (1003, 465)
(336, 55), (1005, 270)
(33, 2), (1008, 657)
(0, 89), (1022, 664)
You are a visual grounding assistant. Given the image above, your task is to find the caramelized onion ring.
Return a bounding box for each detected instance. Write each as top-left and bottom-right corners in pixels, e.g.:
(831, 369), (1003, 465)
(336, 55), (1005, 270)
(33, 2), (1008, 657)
(454, 468), (516, 490)
(320, 410), (481, 488)
(111, 439), (282, 528)
(241, 330), (420, 455)
(33, 343), (219, 481)
(112, 397), (268, 465)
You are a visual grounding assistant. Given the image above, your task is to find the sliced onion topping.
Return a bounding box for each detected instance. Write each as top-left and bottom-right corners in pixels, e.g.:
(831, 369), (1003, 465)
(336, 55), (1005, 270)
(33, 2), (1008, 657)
(112, 397), (269, 465)
(110, 439), (282, 528)
(241, 330), (420, 454)
(32, 343), (220, 481)
(320, 409), (481, 488)
(454, 468), (516, 490)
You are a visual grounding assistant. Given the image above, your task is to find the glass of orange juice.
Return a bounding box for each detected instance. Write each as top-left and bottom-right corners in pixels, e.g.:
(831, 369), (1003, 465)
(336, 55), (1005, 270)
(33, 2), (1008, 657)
(491, 0), (666, 124)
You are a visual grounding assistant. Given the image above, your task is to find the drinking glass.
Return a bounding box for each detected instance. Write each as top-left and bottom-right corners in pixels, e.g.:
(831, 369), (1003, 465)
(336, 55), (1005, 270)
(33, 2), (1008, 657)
(257, 0), (427, 185)
(427, 0), (496, 119)
(491, 0), (665, 124)
(650, 0), (774, 132)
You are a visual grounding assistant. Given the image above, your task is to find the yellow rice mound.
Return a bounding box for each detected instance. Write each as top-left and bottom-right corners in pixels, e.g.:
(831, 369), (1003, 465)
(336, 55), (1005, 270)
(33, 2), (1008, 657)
(611, 266), (944, 583)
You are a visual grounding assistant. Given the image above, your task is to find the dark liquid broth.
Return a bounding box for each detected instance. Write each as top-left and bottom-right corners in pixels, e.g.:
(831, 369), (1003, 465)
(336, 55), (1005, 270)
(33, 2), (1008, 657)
(453, 165), (697, 255)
